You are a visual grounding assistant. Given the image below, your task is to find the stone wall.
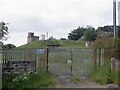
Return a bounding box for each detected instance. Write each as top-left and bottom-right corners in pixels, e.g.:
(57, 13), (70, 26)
(2, 61), (36, 80)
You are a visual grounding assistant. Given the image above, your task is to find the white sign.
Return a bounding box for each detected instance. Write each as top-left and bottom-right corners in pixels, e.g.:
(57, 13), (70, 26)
(67, 60), (72, 64)
(83, 59), (89, 63)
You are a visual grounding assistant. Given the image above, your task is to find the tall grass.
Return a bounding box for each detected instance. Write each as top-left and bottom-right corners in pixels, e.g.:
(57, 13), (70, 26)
(91, 64), (118, 85)
(91, 37), (119, 85)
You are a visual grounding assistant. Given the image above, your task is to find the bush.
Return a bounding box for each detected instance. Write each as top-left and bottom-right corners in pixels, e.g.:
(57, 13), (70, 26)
(92, 37), (116, 49)
(91, 64), (118, 85)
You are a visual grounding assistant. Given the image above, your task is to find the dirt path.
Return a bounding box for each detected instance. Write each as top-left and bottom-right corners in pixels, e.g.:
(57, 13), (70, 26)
(55, 75), (119, 88)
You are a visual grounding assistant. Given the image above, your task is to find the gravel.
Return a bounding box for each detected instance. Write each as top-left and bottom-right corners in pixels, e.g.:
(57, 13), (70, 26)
(55, 75), (119, 88)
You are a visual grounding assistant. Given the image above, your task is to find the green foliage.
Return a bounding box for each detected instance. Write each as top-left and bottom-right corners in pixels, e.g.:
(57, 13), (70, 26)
(83, 29), (96, 41)
(0, 22), (9, 39)
(68, 25), (119, 41)
(93, 38), (116, 49)
(68, 26), (97, 41)
(91, 64), (118, 85)
(68, 26), (86, 40)
(96, 25), (120, 38)
(96, 25), (114, 33)
(2, 44), (16, 50)
(2, 71), (57, 89)
(117, 26), (120, 38)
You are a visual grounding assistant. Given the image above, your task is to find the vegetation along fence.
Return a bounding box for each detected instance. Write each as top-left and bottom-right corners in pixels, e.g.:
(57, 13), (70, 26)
(94, 48), (120, 71)
(47, 47), (120, 76)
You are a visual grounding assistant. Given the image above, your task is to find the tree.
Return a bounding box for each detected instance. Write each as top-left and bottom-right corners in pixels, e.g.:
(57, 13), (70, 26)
(68, 27), (86, 40)
(83, 27), (97, 42)
(2, 44), (16, 50)
(117, 26), (120, 38)
(96, 25), (114, 39)
(97, 25), (114, 32)
(0, 22), (9, 40)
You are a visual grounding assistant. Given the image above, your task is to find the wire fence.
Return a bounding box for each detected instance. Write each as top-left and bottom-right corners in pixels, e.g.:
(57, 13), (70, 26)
(48, 48), (94, 76)
(1, 48), (48, 81)
(1, 47), (119, 76)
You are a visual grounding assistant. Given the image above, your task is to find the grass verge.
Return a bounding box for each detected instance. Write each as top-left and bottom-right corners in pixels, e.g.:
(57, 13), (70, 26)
(2, 71), (57, 89)
(91, 64), (119, 85)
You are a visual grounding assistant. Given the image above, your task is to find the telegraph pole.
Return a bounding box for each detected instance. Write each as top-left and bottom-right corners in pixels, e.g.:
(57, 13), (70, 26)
(0, 22), (2, 90)
(113, 0), (117, 38)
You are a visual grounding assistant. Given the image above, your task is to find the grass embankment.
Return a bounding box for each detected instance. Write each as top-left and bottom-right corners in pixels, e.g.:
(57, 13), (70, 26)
(18, 40), (86, 49)
(59, 40), (86, 48)
(18, 40), (47, 49)
(2, 71), (58, 89)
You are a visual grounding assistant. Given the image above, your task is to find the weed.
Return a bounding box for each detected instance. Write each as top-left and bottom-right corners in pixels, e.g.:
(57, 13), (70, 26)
(2, 71), (57, 89)
(70, 76), (81, 83)
(91, 64), (118, 85)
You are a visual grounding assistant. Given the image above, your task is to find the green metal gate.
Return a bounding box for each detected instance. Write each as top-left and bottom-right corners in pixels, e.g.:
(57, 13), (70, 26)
(48, 48), (94, 76)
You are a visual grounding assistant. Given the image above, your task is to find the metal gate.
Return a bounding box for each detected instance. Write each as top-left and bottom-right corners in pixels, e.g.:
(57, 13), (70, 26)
(48, 48), (94, 76)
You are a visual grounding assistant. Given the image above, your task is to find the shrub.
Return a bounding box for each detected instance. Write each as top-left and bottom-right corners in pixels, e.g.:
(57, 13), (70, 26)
(2, 71), (57, 89)
(92, 37), (116, 49)
(91, 64), (118, 85)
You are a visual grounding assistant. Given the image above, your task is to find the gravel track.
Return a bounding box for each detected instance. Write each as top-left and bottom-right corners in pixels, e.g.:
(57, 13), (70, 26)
(55, 75), (119, 88)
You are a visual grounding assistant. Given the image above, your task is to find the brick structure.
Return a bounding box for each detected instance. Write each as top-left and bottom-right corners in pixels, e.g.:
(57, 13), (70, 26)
(27, 32), (39, 43)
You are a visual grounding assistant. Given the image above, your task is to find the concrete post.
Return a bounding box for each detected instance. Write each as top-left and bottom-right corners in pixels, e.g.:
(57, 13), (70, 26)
(111, 58), (116, 71)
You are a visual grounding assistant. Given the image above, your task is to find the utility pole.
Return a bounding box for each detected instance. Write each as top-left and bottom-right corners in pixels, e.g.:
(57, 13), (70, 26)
(0, 22), (3, 90)
(113, 0), (117, 38)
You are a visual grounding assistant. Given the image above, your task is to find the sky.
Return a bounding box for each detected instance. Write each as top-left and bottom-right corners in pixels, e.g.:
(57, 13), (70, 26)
(0, 0), (119, 46)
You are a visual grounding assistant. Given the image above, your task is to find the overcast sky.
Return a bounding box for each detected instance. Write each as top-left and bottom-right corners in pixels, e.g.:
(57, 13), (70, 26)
(0, 0), (119, 46)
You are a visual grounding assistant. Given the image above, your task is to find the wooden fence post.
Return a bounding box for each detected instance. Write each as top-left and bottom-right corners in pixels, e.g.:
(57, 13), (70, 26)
(70, 49), (73, 76)
(93, 49), (97, 68)
(98, 49), (101, 67)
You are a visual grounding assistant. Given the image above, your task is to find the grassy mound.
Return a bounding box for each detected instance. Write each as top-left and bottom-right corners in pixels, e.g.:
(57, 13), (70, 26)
(18, 40), (86, 49)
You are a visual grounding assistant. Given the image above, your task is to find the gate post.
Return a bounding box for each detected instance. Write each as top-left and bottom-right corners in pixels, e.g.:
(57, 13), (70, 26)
(98, 49), (101, 67)
(70, 49), (73, 76)
(46, 46), (49, 72)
